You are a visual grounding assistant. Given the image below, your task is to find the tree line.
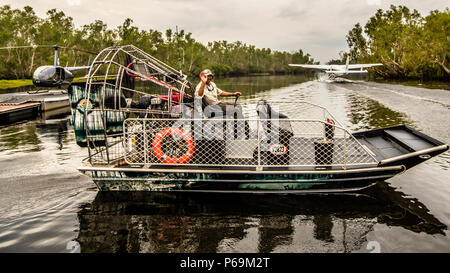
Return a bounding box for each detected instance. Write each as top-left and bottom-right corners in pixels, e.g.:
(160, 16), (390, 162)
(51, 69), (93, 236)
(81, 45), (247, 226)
(344, 5), (449, 80)
(0, 5), (316, 80)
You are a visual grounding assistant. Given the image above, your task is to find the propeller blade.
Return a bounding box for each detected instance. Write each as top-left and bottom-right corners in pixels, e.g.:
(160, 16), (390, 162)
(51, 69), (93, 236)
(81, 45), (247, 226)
(59, 46), (97, 55)
(0, 45), (53, 50)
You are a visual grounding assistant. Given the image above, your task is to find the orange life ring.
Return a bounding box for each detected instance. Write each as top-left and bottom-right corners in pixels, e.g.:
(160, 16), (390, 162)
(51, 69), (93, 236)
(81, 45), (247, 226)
(152, 128), (195, 164)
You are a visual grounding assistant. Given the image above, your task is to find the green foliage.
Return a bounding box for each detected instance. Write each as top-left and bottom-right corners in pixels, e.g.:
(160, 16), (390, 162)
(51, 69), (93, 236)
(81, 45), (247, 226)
(345, 5), (449, 80)
(0, 5), (316, 80)
(346, 23), (366, 63)
(210, 63), (233, 76)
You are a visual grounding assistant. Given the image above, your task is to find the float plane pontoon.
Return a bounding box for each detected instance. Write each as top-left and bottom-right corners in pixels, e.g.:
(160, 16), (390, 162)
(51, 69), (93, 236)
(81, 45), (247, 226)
(69, 45), (448, 193)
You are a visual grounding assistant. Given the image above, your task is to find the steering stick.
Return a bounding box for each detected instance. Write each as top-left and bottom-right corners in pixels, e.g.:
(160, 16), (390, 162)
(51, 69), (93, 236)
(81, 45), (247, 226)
(233, 93), (240, 107)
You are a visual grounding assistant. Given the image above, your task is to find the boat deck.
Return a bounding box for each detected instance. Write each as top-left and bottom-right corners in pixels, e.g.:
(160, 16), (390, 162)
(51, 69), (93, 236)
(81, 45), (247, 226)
(353, 125), (448, 168)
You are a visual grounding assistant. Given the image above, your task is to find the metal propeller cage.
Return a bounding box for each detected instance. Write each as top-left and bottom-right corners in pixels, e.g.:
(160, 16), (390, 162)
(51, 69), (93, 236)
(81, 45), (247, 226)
(80, 45), (193, 163)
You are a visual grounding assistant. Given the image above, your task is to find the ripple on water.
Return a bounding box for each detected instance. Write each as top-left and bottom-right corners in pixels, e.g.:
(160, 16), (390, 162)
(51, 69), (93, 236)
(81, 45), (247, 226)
(0, 186), (96, 252)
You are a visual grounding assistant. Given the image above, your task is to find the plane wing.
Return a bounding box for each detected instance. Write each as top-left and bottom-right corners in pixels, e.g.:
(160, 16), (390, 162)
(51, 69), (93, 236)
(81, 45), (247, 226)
(346, 64), (383, 69)
(289, 63), (383, 70)
(288, 64), (334, 69)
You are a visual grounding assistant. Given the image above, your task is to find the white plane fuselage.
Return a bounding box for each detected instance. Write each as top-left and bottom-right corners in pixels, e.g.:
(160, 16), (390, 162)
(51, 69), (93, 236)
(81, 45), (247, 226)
(288, 57), (382, 80)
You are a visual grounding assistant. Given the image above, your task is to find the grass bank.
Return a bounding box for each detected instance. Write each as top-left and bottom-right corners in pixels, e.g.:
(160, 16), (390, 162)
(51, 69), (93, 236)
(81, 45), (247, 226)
(0, 79), (33, 89)
(0, 78), (88, 90)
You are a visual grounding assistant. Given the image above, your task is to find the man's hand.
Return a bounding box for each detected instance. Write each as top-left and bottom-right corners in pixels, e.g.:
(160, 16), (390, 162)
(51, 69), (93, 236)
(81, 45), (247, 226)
(234, 92), (242, 97)
(197, 72), (208, 97)
(200, 72), (208, 84)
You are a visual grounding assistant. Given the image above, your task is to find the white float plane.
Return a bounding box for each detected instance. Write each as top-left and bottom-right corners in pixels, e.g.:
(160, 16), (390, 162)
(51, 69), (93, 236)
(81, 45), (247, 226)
(289, 56), (382, 80)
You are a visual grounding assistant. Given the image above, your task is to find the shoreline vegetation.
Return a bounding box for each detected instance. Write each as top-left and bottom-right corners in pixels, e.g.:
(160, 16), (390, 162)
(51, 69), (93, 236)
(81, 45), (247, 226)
(341, 5), (449, 80)
(0, 4), (448, 83)
(1, 75), (449, 92)
(0, 5), (316, 81)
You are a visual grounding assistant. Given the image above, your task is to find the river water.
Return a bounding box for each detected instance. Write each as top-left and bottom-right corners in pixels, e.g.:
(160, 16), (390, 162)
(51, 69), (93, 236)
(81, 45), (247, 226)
(0, 75), (449, 253)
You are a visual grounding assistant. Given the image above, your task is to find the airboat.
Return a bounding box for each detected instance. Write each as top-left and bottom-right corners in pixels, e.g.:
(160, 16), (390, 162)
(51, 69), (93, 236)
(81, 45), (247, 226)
(69, 45), (448, 193)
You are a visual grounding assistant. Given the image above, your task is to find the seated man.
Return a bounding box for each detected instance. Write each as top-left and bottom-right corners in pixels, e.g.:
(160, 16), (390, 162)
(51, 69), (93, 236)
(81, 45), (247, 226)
(195, 69), (243, 118)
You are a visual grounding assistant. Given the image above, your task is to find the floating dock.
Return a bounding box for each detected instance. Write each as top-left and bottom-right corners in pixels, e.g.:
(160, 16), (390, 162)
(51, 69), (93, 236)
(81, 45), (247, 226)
(0, 90), (70, 125)
(0, 102), (41, 124)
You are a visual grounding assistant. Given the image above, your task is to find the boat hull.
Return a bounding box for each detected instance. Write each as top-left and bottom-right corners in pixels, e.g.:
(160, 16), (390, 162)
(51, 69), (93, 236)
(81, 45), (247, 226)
(80, 165), (405, 193)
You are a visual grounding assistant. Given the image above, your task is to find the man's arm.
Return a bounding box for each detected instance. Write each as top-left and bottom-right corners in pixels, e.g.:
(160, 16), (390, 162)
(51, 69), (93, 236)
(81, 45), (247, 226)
(196, 73), (208, 97)
(220, 91), (241, 97)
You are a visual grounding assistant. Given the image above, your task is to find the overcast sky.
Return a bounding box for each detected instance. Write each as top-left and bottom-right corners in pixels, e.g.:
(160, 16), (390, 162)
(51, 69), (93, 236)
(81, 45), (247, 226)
(0, 0), (448, 63)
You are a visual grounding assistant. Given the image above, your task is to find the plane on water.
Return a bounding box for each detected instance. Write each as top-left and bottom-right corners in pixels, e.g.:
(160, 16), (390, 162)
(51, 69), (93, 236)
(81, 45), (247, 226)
(289, 56), (383, 81)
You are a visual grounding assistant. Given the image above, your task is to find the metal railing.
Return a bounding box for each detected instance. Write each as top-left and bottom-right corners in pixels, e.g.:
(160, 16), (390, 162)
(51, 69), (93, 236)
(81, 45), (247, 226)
(110, 117), (378, 169)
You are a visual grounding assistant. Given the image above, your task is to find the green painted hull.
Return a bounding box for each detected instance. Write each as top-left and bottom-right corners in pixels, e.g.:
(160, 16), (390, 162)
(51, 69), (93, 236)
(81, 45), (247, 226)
(82, 166), (404, 193)
(69, 84), (126, 145)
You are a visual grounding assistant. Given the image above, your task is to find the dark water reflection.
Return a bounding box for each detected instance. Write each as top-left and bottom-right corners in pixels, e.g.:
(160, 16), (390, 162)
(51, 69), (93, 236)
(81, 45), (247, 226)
(0, 112), (72, 154)
(345, 93), (413, 131)
(0, 123), (43, 153)
(76, 182), (446, 253)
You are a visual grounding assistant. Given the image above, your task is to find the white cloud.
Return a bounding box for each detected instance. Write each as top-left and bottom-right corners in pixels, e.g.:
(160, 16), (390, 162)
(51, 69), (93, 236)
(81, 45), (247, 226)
(66, 0), (81, 6)
(367, 0), (382, 5)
